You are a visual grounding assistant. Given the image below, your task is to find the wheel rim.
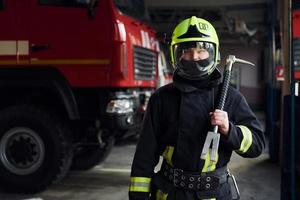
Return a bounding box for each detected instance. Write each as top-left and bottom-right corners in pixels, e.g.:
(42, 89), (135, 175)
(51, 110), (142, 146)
(0, 127), (45, 175)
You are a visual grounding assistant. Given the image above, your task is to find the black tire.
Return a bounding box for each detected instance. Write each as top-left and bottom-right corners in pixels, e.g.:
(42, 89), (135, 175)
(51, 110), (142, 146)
(71, 134), (115, 170)
(0, 105), (73, 193)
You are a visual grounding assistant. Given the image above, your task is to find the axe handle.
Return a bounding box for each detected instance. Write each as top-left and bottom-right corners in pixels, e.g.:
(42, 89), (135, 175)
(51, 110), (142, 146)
(211, 65), (232, 133)
(217, 69), (232, 111)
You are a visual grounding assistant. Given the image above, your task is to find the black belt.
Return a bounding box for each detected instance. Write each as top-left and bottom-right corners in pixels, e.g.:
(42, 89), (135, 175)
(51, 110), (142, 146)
(160, 162), (228, 191)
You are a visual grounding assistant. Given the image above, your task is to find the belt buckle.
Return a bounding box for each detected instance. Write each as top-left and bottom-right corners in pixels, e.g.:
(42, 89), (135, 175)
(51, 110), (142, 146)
(173, 168), (183, 187)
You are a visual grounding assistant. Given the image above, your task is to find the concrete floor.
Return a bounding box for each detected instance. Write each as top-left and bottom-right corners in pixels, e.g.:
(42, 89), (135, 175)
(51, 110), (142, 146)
(0, 139), (280, 200)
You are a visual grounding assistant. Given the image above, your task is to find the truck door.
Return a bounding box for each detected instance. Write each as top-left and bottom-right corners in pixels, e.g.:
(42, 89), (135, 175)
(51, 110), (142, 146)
(29, 0), (112, 86)
(0, 0), (30, 65)
(0, 0), (17, 63)
(16, 0), (30, 64)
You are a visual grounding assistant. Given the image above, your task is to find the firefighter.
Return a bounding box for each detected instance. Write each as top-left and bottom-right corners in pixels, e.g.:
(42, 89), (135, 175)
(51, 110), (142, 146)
(129, 16), (265, 200)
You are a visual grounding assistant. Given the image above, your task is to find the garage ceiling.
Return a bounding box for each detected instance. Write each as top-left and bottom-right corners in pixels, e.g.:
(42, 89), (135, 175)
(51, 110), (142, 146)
(145, 0), (273, 45)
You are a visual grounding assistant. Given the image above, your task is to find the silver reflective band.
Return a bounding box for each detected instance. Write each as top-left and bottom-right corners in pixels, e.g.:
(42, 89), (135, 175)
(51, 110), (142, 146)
(130, 181), (151, 188)
(106, 99), (134, 114)
(129, 177), (151, 192)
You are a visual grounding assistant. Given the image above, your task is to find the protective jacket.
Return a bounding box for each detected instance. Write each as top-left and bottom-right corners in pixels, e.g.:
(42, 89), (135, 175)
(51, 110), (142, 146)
(129, 69), (265, 200)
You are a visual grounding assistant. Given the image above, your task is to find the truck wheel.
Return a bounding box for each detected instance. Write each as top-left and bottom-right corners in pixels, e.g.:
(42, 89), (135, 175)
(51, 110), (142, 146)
(71, 134), (114, 170)
(0, 105), (73, 193)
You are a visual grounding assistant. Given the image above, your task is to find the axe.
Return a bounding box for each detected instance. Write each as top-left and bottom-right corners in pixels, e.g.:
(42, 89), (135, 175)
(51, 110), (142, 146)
(200, 55), (255, 161)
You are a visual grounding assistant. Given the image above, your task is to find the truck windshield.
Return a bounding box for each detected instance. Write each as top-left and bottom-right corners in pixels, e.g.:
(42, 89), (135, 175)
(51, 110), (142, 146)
(113, 0), (149, 22)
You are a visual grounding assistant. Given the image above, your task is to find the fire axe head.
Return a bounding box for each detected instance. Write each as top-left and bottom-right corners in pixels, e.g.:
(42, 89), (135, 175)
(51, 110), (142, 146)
(226, 55), (255, 71)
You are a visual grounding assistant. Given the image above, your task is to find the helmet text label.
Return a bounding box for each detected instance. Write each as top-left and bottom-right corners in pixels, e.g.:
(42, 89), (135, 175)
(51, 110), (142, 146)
(198, 23), (209, 31)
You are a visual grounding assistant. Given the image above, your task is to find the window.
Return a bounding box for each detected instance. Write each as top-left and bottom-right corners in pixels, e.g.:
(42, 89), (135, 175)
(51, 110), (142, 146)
(0, 0), (4, 10)
(113, 0), (149, 22)
(39, 0), (88, 7)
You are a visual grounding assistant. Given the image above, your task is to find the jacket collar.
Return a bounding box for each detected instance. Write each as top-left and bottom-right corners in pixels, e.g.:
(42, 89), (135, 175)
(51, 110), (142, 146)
(173, 67), (222, 92)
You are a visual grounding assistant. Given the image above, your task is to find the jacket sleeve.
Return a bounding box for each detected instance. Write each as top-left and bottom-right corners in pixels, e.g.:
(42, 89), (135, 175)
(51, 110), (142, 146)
(129, 93), (161, 200)
(221, 94), (265, 158)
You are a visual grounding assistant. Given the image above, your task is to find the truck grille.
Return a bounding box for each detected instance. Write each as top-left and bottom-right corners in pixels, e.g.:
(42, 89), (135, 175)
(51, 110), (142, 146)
(133, 46), (157, 80)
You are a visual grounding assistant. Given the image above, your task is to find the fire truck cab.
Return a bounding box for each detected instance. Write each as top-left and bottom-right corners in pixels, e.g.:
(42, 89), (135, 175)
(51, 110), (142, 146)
(0, 0), (158, 192)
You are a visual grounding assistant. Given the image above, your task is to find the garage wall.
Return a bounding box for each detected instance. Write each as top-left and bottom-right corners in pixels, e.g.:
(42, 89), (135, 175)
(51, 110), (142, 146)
(220, 44), (265, 109)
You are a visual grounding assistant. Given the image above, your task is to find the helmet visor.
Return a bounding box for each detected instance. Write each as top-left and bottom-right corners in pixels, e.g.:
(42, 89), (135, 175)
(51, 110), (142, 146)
(174, 41), (216, 64)
(173, 41), (217, 80)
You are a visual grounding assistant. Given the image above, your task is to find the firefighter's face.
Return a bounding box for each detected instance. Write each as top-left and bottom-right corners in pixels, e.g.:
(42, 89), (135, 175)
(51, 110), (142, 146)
(180, 48), (209, 61)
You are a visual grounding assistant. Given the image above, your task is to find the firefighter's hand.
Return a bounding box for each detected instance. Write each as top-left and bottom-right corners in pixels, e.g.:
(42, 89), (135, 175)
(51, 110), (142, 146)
(210, 109), (229, 136)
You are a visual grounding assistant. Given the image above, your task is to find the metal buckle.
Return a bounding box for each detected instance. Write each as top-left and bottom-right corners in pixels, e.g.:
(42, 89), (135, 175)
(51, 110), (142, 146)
(173, 168), (183, 176)
(173, 168), (183, 187)
(227, 170), (240, 200)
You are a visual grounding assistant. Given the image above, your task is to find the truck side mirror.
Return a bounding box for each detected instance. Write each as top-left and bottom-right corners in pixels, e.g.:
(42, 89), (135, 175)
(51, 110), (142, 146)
(87, 0), (98, 19)
(76, 0), (97, 19)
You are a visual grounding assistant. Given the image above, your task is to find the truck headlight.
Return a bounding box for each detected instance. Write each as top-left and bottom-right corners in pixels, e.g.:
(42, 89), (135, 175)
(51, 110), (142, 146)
(106, 99), (134, 114)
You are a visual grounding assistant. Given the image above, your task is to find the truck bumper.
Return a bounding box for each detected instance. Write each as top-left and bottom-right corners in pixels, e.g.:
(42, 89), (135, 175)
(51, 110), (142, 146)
(103, 111), (143, 130)
(102, 90), (151, 131)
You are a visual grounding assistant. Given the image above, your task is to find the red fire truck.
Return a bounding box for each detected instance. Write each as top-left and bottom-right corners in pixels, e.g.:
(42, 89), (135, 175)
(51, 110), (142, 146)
(0, 0), (158, 192)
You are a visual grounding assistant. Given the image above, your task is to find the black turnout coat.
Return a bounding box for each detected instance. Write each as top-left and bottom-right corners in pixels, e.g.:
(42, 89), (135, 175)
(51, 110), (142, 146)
(129, 70), (265, 200)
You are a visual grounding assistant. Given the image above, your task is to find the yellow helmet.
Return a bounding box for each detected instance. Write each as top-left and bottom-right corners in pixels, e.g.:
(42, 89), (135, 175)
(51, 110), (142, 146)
(170, 16), (220, 80)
